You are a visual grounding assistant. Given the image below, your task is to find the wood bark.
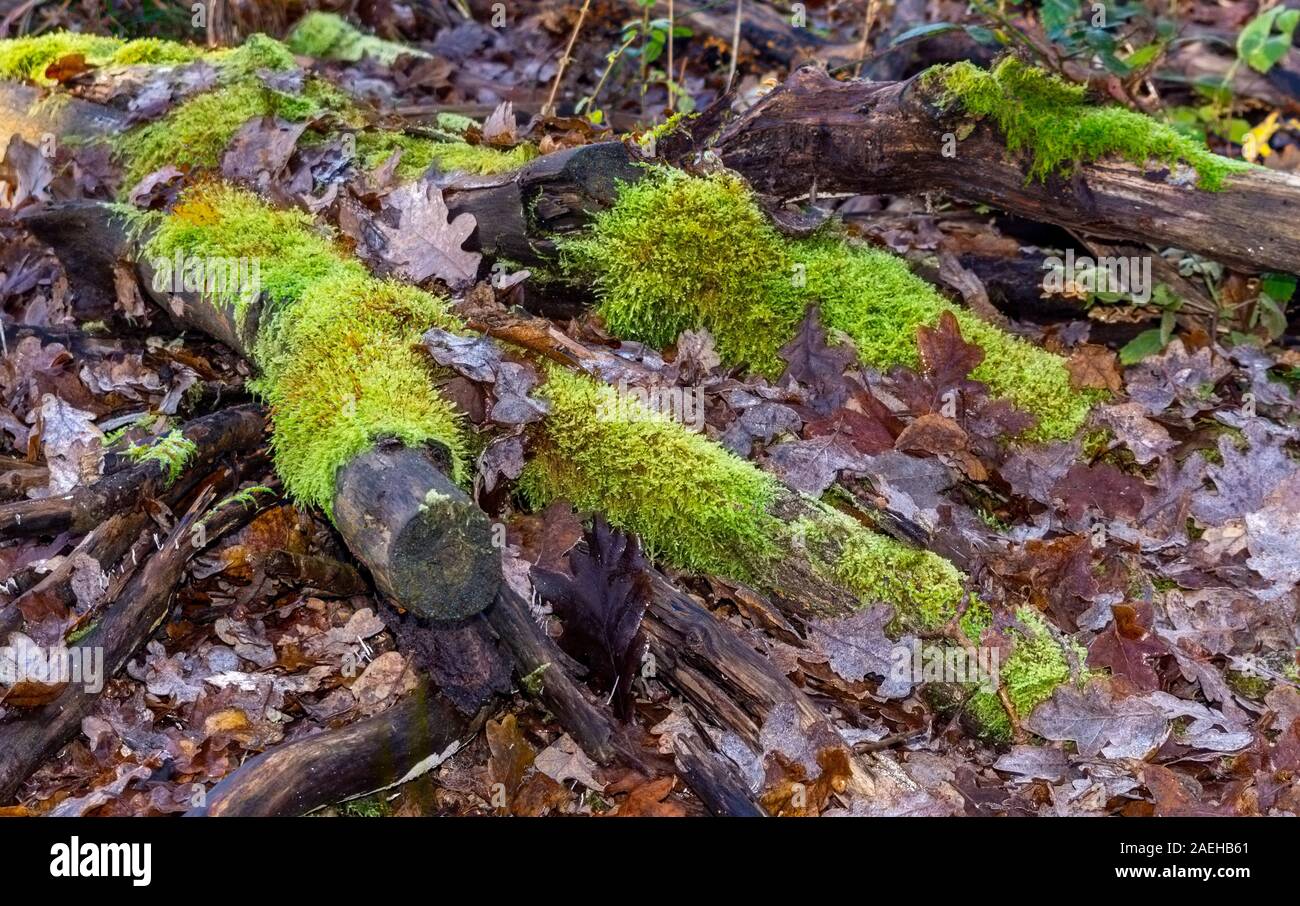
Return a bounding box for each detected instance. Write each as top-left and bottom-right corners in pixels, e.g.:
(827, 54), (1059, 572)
(191, 679), (472, 817)
(0, 478), (256, 803)
(705, 67), (1300, 274)
(19, 202), (501, 622)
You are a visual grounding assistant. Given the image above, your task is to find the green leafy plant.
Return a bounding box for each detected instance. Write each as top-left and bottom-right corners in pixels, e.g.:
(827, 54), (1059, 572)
(1237, 6), (1300, 74)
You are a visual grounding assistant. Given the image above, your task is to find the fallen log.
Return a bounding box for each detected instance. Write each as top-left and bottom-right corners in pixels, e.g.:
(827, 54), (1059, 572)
(20, 201), (500, 622)
(191, 679), (473, 817)
(706, 65), (1300, 274)
(0, 475), (257, 803)
(0, 404), (266, 537)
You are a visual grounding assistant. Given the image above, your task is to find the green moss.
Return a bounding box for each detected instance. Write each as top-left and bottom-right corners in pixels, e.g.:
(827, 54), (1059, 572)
(0, 32), (199, 84)
(355, 130), (539, 180)
(522, 368), (970, 625)
(1225, 669), (1272, 701)
(925, 58), (1250, 192)
(335, 793), (391, 817)
(0, 30), (301, 87)
(561, 170), (803, 375)
(965, 609), (1087, 742)
(791, 509), (968, 632)
(142, 184), (465, 515)
(286, 11), (423, 64)
(562, 169), (1095, 440)
(126, 428), (196, 486)
(113, 78), (350, 190)
(521, 366), (783, 576)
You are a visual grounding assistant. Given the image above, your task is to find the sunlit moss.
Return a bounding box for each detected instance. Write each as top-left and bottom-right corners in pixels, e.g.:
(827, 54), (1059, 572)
(965, 609), (1087, 742)
(141, 183), (465, 515)
(112, 78), (352, 190)
(521, 366), (783, 576)
(562, 169), (1096, 439)
(355, 130), (539, 180)
(0, 32), (199, 84)
(924, 58), (1249, 191)
(286, 11), (422, 64)
(125, 428), (196, 486)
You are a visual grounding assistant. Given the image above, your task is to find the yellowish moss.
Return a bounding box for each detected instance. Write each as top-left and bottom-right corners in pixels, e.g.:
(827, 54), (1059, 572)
(562, 169), (1096, 440)
(286, 11), (424, 64)
(355, 130), (539, 180)
(521, 366), (783, 576)
(522, 367), (969, 626)
(925, 58), (1250, 191)
(113, 77), (353, 191)
(141, 184), (465, 515)
(0, 32), (199, 84)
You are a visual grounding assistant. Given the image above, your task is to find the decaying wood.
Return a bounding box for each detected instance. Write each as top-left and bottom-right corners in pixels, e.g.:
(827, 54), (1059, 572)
(0, 403), (266, 538)
(192, 679), (473, 817)
(706, 67), (1300, 274)
(484, 583), (654, 770)
(334, 440), (499, 622)
(19, 202), (500, 623)
(0, 477), (258, 803)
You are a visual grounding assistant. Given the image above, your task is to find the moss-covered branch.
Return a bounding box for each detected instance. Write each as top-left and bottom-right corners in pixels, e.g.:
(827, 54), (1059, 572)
(561, 169), (1098, 440)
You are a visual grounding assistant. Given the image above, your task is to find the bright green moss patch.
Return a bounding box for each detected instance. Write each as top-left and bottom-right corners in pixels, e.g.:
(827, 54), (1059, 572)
(925, 58), (1249, 191)
(125, 428), (196, 486)
(965, 609), (1087, 742)
(561, 170), (803, 374)
(286, 11), (423, 64)
(562, 169), (1095, 440)
(0, 32), (199, 84)
(113, 78), (351, 190)
(355, 130), (539, 180)
(521, 366), (784, 577)
(141, 183), (465, 514)
(522, 368), (971, 624)
(792, 508), (969, 632)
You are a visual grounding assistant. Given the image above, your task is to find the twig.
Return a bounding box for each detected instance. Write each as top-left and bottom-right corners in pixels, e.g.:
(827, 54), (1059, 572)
(854, 0), (880, 79)
(725, 0), (742, 94)
(543, 0), (592, 118)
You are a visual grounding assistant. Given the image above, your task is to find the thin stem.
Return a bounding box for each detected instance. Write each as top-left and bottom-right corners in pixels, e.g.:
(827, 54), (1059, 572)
(725, 0), (743, 94)
(854, 0), (880, 79)
(667, 0), (676, 113)
(543, 0), (593, 118)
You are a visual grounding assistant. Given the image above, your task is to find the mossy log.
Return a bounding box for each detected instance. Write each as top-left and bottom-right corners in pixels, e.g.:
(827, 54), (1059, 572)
(704, 64), (1300, 274)
(20, 200), (500, 623)
(191, 678), (470, 817)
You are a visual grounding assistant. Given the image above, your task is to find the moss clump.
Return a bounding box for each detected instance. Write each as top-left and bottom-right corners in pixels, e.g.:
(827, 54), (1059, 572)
(965, 609), (1087, 742)
(113, 77), (350, 190)
(925, 57), (1249, 192)
(355, 130), (539, 180)
(562, 169), (1095, 440)
(561, 170), (803, 374)
(126, 429), (196, 486)
(521, 366), (783, 576)
(522, 368), (969, 628)
(0, 32), (200, 84)
(791, 509), (969, 632)
(286, 11), (422, 64)
(142, 184), (465, 515)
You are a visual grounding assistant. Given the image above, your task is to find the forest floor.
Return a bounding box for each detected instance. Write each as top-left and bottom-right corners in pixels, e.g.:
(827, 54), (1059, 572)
(1, 0), (1299, 818)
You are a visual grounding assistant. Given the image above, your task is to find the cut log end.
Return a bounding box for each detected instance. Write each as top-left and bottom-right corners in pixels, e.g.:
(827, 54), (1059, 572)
(333, 441), (500, 622)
